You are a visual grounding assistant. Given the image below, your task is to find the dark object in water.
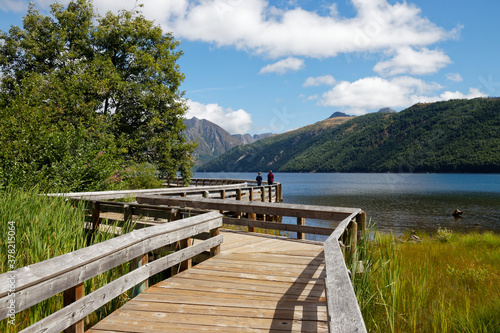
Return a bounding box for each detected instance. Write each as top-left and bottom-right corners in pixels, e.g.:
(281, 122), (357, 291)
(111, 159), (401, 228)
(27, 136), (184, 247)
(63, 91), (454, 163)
(452, 209), (463, 218)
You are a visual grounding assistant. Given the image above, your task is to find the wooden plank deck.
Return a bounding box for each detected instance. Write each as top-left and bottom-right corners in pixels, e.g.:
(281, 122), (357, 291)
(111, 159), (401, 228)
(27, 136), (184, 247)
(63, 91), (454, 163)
(87, 230), (328, 332)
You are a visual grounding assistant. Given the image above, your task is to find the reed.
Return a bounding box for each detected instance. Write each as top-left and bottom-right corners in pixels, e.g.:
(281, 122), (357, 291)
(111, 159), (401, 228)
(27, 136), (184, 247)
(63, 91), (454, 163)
(349, 225), (500, 332)
(0, 187), (134, 332)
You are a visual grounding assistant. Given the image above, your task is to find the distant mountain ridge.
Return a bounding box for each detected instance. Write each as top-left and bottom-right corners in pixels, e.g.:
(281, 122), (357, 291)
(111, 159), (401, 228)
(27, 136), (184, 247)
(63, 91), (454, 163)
(184, 117), (272, 166)
(201, 98), (500, 173)
(377, 107), (396, 114)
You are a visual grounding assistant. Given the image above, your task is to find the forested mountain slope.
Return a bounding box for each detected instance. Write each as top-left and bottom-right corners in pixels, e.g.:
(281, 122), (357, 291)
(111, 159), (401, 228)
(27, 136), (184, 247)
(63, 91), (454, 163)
(201, 98), (500, 173)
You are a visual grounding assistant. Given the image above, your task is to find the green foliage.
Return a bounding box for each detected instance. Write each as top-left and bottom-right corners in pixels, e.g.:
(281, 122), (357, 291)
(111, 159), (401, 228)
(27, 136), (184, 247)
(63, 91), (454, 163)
(203, 98), (500, 173)
(117, 162), (164, 190)
(436, 227), (454, 243)
(0, 0), (194, 191)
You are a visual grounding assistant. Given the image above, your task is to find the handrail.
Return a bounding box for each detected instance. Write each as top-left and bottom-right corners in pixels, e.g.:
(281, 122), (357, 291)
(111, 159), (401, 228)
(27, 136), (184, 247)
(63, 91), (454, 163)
(136, 196), (358, 221)
(46, 183), (249, 201)
(324, 213), (367, 333)
(135, 190), (368, 332)
(0, 211), (223, 332)
(37, 178), (366, 332)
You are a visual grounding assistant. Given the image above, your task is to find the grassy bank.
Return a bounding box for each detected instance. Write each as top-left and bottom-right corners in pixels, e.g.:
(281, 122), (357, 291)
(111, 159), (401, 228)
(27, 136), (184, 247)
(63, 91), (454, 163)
(0, 187), (133, 332)
(350, 227), (500, 332)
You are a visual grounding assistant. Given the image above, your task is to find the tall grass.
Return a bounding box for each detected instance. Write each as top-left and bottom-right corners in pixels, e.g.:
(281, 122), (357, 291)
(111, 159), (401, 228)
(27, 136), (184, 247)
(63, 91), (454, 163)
(0, 187), (133, 332)
(350, 226), (500, 332)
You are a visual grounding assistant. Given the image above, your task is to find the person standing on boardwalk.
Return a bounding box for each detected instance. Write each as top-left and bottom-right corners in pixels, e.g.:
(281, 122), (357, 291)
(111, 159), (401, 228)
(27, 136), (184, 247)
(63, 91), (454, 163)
(256, 172), (263, 186)
(267, 170), (274, 185)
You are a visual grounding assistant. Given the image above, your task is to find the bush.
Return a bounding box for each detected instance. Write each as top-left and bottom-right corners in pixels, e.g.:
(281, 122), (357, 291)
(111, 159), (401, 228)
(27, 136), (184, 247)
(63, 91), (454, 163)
(117, 162), (164, 190)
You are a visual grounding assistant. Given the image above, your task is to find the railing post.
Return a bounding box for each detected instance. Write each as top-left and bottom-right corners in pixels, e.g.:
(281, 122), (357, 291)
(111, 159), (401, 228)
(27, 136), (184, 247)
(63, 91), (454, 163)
(236, 189), (242, 218)
(210, 227), (221, 257)
(63, 283), (84, 333)
(249, 187), (254, 202)
(220, 189), (225, 214)
(343, 220), (358, 262)
(91, 201), (100, 233)
(297, 217), (305, 240)
(130, 253), (149, 297)
(356, 211), (366, 241)
(248, 213), (256, 233)
(261, 186), (265, 202)
(176, 238), (192, 273)
(268, 186), (272, 203)
(123, 204), (132, 225)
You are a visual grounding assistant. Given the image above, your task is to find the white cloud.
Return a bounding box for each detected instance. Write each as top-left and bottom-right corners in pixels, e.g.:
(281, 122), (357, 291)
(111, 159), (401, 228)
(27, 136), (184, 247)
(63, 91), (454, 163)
(374, 47), (451, 76)
(439, 88), (486, 100)
(18, 1), (458, 62)
(320, 76), (486, 114)
(259, 57), (304, 75)
(446, 73), (463, 82)
(0, 0), (27, 12)
(117, 0), (457, 59)
(186, 100), (252, 134)
(303, 75), (336, 87)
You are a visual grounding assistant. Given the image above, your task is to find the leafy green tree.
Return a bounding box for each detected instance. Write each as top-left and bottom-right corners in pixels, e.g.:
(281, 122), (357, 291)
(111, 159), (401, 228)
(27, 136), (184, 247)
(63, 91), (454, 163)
(0, 0), (194, 190)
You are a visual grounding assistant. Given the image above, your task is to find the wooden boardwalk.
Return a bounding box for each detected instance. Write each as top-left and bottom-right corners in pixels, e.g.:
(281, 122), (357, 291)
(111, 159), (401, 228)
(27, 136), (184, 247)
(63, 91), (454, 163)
(87, 230), (328, 333)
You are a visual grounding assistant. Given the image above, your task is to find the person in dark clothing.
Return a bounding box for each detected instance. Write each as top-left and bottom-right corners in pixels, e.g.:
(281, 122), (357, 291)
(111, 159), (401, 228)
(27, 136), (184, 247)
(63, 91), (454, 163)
(267, 170), (274, 185)
(256, 172), (263, 186)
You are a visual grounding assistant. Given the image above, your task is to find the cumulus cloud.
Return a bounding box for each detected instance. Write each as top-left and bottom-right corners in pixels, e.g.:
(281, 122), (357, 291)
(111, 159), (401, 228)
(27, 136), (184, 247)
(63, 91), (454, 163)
(446, 73), (463, 82)
(303, 75), (336, 87)
(374, 47), (451, 76)
(320, 76), (486, 114)
(62, 0), (455, 59)
(13, 0), (459, 61)
(0, 0), (27, 12)
(186, 100), (252, 134)
(259, 57), (304, 75)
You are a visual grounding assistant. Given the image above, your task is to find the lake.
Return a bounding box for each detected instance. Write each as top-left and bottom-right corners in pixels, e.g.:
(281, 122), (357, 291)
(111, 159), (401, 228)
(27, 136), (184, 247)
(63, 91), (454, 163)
(194, 172), (500, 236)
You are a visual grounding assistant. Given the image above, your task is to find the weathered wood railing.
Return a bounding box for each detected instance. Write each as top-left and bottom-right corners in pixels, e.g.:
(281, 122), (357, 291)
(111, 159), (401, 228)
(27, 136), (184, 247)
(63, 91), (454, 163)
(50, 181), (282, 203)
(38, 178), (366, 332)
(324, 212), (367, 332)
(0, 211), (223, 333)
(135, 195), (367, 332)
(136, 196), (364, 242)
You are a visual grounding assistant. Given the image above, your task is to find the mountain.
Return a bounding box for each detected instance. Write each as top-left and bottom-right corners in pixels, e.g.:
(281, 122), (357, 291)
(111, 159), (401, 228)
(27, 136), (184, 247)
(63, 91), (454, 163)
(377, 107), (396, 114)
(201, 98), (500, 173)
(198, 114), (354, 171)
(184, 117), (273, 166)
(329, 111), (352, 118)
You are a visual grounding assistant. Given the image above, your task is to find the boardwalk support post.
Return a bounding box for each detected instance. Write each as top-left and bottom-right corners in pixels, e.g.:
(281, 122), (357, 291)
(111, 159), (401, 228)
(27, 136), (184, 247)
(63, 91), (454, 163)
(63, 283), (84, 333)
(130, 253), (149, 297)
(91, 201), (100, 233)
(210, 227), (221, 257)
(297, 217), (305, 239)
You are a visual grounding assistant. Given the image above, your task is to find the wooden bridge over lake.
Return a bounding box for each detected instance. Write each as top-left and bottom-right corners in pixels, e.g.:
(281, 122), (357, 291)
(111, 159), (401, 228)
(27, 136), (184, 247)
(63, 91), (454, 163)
(0, 178), (367, 332)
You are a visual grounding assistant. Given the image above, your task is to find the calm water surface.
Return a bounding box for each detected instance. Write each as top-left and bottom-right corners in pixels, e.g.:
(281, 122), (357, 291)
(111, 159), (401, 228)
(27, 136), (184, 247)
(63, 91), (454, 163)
(195, 172), (500, 236)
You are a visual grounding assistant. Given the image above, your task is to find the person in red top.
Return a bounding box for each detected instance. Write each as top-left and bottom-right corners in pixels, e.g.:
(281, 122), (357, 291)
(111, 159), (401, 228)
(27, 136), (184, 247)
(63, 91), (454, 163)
(267, 170), (274, 185)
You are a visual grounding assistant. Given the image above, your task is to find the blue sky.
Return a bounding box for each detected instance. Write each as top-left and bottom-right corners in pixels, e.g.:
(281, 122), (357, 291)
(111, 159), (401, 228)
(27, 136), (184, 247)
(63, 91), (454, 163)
(1, 0), (499, 134)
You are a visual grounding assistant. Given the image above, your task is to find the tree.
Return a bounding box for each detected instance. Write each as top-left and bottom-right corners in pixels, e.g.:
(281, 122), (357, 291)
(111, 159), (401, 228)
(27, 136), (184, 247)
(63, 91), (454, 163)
(0, 0), (195, 190)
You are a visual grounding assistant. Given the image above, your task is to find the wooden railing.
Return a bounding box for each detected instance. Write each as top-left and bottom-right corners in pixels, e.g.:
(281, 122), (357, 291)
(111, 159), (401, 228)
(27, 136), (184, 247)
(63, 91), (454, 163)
(49, 181), (282, 203)
(0, 212), (223, 333)
(25, 179), (366, 332)
(324, 212), (367, 332)
(135, 194), (367, 332)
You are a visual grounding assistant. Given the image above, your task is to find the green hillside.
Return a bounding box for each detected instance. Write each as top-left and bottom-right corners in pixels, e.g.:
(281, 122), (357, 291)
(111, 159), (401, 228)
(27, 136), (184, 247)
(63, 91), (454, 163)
(201, 98), (500, 173)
